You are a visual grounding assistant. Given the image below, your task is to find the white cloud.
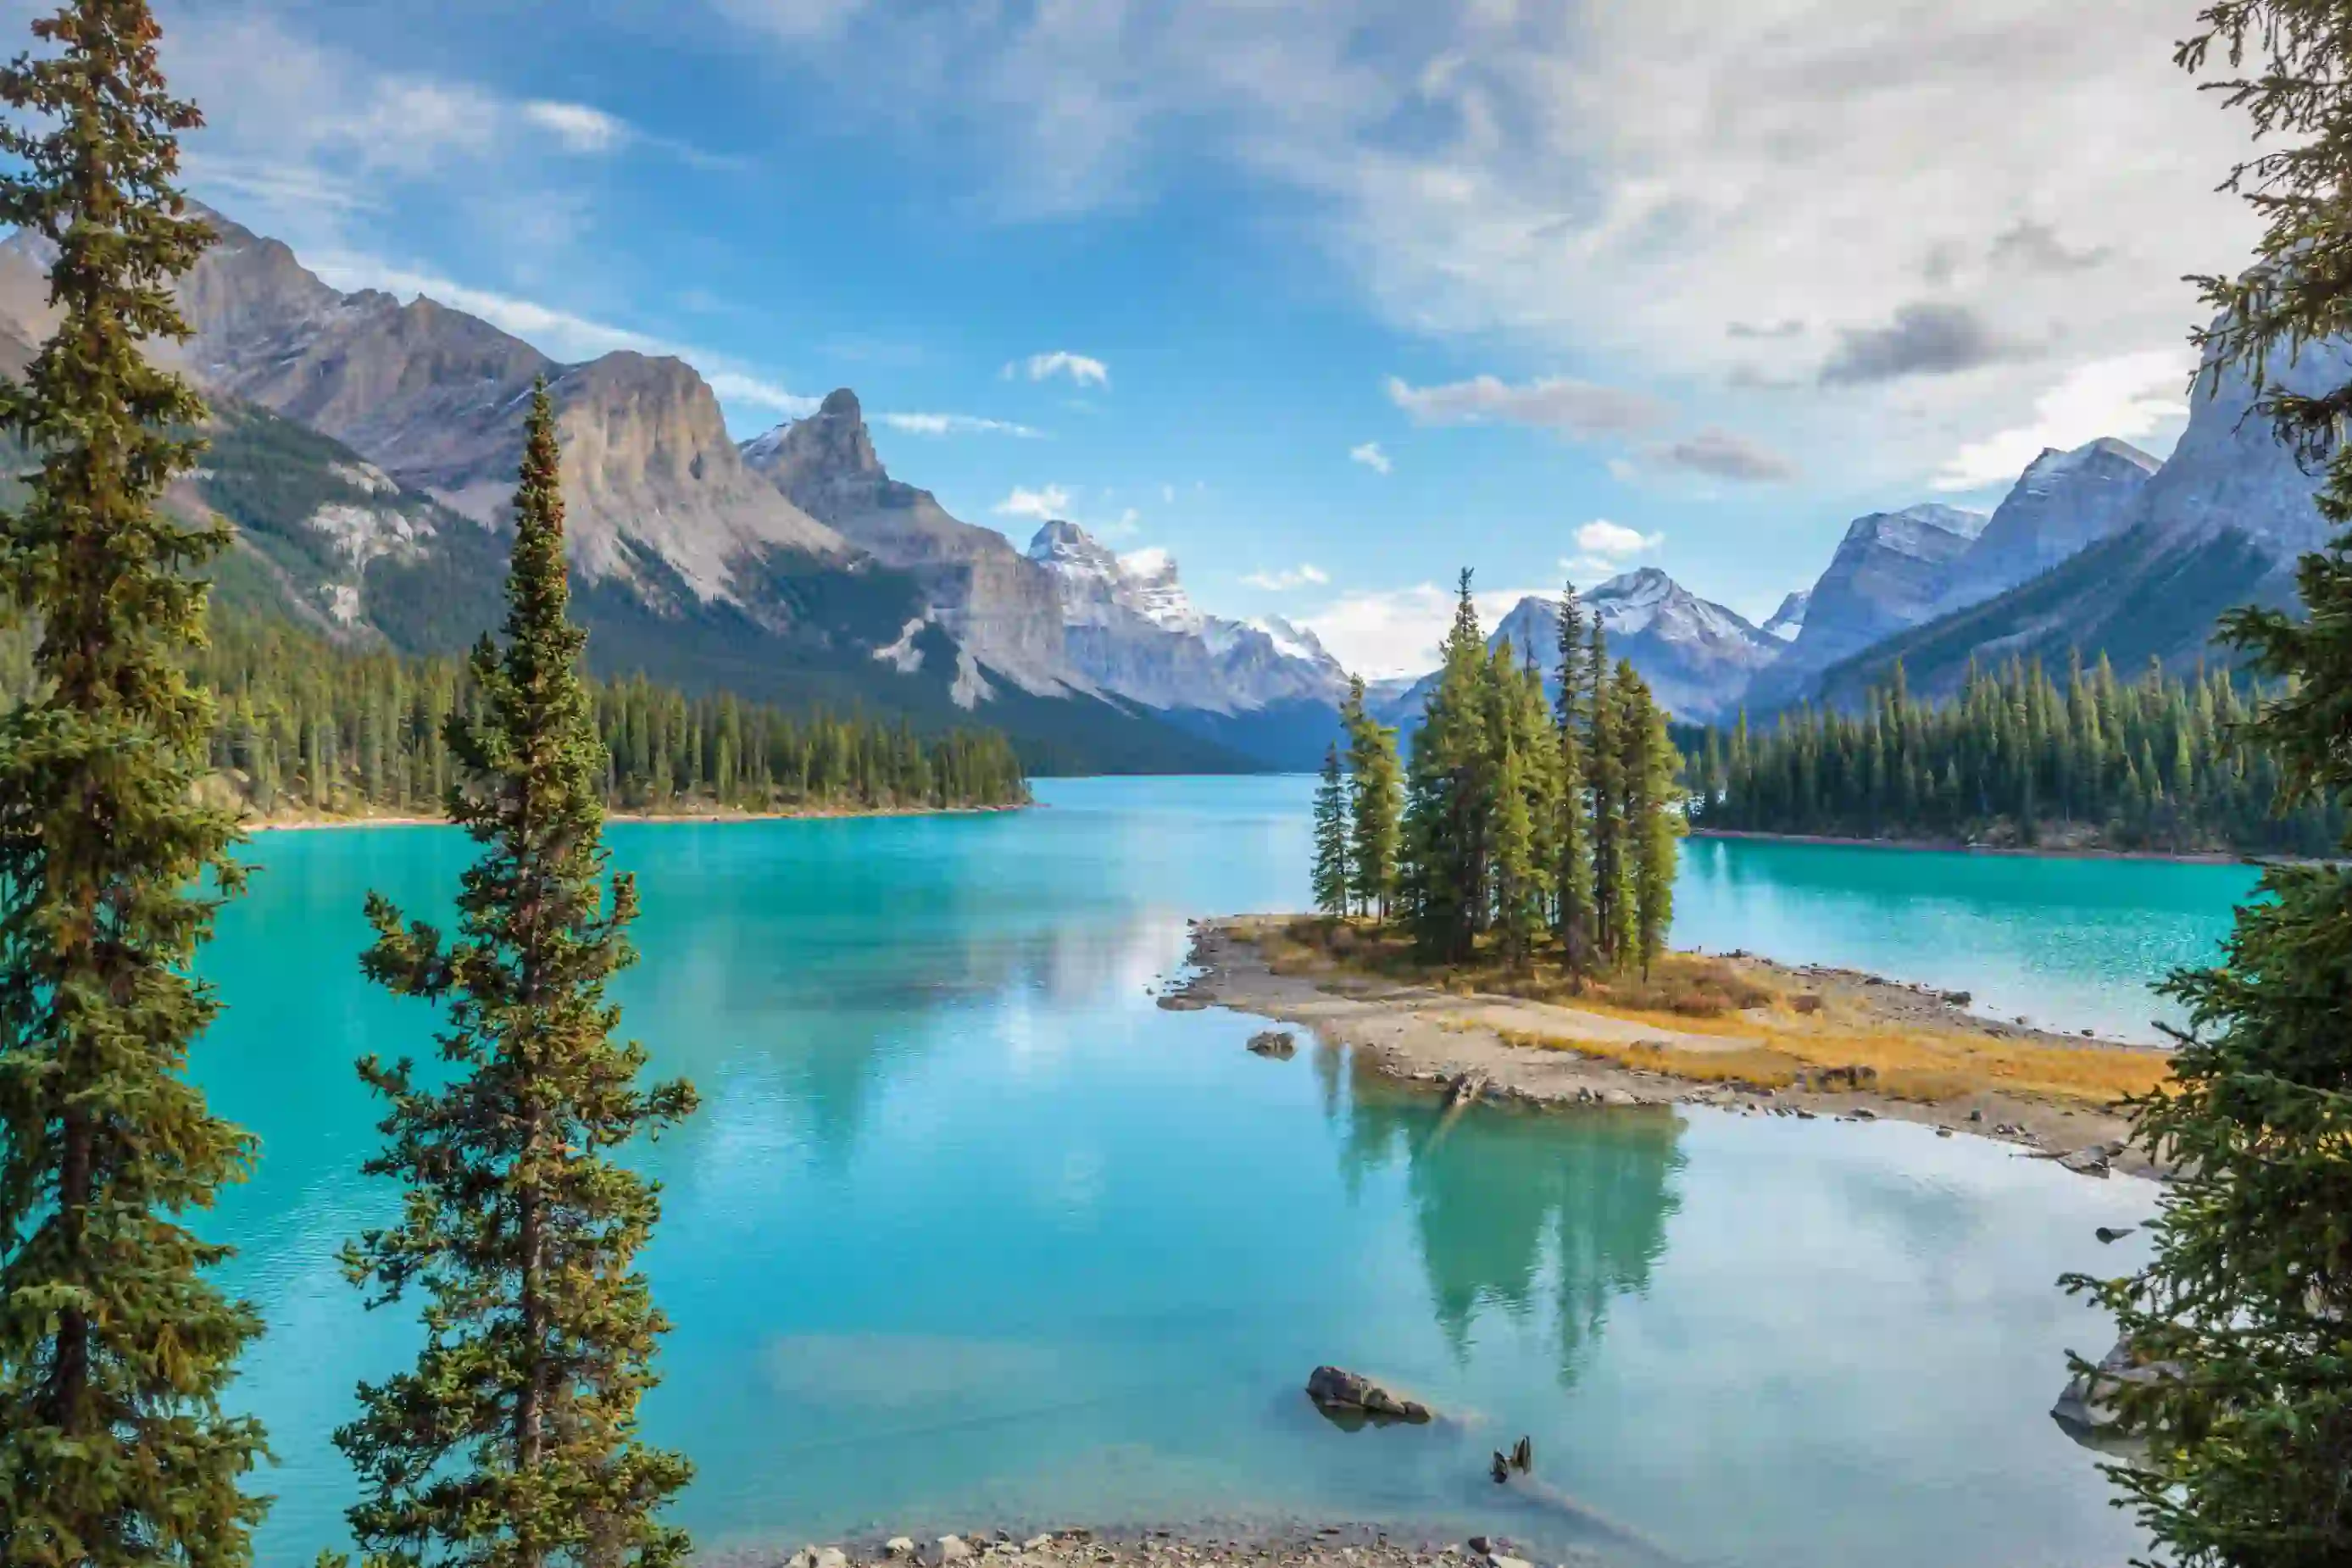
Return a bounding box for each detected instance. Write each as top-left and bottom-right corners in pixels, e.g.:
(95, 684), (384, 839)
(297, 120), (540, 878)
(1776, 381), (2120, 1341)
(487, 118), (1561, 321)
(993, 484), (1075, 520)
(877, 411), (1044, 436)
(1933, 349), (2192, 492)
(704, 0), (2262, 492)
(1160, 484), (1176, 503)
(1348, 441), (1392, 475)
(523, 100), (631, 154)
(708, 374), (820, 418)
(1386, 374), (1666, 436)
(1119, 546), (1172, 576)
(1006, 350), (1110, 387)
(1242, 564), (1331, 591)
(1575, 519), (1664, 559)
(1298, 581), (1553, 680)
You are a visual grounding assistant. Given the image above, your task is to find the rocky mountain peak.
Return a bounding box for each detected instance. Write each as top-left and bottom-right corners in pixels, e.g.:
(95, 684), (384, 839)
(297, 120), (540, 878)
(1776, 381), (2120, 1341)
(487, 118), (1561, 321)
(1843, 503), (1988, 559)
(1763, 590), (1810, 642)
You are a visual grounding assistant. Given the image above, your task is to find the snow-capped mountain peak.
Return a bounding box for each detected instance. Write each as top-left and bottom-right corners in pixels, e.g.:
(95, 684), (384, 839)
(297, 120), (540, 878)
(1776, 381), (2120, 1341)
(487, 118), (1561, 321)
(1026, 522), (1203, 633)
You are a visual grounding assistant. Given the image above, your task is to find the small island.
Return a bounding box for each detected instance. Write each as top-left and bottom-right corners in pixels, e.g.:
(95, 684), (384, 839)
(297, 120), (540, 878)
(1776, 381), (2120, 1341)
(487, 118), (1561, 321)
(1176, 915), (2171, 1177)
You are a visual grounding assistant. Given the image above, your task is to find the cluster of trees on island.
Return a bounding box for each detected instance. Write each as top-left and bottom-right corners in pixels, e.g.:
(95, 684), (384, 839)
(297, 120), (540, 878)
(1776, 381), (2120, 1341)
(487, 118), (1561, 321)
(1313, 575), (1682, 976)
(1687, 653), (2346, 857)
(1, 594), (1029, 820)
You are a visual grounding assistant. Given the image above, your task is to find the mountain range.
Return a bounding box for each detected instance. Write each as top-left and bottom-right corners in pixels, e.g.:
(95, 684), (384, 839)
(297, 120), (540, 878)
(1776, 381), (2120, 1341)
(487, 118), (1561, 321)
(0, 200), (2335, 762)
(0, 205), (1353, 774)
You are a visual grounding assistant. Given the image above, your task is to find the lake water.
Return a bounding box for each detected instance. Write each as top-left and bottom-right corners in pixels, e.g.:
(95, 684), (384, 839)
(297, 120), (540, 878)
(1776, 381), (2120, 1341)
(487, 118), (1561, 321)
(196, 776), (2247, 1567)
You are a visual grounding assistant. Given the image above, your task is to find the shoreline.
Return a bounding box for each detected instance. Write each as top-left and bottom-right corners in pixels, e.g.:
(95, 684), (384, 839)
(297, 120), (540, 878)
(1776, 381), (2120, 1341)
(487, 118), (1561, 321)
(700, 1521), (1587, 1568)
(242, 802), (1031, 833)
(1688, 826), (2276, 868)
(1171, 916), (2168, 1179)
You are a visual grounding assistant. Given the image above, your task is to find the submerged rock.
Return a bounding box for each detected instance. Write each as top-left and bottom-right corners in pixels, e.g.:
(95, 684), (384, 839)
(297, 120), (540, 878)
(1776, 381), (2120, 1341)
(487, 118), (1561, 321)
(1305, 1364), (1433, 1423)
(1157, 993), (1210, 1012)
(1247, 1030), (1297, 1058)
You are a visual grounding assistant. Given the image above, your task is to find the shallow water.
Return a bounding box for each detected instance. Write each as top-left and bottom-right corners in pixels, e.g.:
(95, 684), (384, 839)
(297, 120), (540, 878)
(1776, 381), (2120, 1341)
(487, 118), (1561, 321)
(196, 776), (2232, 1565)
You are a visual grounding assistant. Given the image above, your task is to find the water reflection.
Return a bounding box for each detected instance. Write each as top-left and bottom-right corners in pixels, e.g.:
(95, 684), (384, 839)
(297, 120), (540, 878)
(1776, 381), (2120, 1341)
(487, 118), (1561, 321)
(1336, 1072), (1684, 1382)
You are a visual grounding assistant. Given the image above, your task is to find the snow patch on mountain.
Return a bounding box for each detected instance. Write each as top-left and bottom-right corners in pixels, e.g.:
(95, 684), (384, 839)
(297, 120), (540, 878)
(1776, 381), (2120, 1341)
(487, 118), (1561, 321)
(1763, 590), (1810, 642)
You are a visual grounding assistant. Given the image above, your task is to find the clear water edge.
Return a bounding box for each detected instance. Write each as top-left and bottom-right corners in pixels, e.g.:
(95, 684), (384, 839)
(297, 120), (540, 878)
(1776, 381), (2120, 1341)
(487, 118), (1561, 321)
(191, 776), (2244, 1566)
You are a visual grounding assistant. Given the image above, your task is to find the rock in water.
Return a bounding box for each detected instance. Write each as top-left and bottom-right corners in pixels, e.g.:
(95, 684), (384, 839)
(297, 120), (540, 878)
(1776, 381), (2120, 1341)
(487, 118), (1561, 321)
(938, 1537), (975, 1565)
(886, 1540), (915, 1560)
(1247, 1030), (1297, 1058)
(1304, 1364), (1433, 1422)
(1510, 1434), (1533, 1472)
(2053, 1335), (2181, 1437)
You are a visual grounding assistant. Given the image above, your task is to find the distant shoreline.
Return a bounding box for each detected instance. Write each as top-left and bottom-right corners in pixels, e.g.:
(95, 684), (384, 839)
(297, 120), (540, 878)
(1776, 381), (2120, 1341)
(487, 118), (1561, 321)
(1687, 826), (2271, 868)
(243, 802), (1031, 834)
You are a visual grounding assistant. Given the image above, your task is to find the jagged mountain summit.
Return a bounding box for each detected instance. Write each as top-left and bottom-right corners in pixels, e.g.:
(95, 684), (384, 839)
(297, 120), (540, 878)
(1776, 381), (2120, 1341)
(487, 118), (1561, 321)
(1024, 520), (1348, 715)
(739, 389), (1348, 742)
(1808, 331), (2348, 710)
(0, 206), (851, 613)
(1741, 503), (1988, 712)
(1379, 570), (1778, 726)
(1934, 437), (2160, 614)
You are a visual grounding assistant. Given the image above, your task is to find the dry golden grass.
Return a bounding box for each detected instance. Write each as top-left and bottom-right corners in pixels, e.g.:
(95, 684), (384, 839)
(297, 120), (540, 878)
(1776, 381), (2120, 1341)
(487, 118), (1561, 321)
(1240, 916), (2173, 1108)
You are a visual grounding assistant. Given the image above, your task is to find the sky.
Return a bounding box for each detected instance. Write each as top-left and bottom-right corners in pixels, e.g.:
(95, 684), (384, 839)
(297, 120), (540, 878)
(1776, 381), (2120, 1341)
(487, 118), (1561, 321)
(39, 0), (2274, 676)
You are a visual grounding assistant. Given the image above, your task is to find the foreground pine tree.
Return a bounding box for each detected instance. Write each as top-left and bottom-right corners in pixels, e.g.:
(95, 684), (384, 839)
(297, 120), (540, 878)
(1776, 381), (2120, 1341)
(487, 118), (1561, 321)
(0, 3), (270, 1559)
(1552, 585), (1593, 982)
(2063, 5), (2352, 1562)
(337, 383), (699, 1568)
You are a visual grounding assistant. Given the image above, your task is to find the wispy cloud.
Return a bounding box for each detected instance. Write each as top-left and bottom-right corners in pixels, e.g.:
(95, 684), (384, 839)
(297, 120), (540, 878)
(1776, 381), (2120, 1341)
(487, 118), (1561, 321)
(522, 100), (631, 154)
(993, 484), (1074, 520)
(1348, 440), (1392, 475)
(1005, 350), (1109, 387)
(1651, 429), (1799, 483)
(1242, 564), (1330, 591)
(878, 411), (1043, 437)
(1386, 374), (1666, 436)
(1298, 582), (1553, 681)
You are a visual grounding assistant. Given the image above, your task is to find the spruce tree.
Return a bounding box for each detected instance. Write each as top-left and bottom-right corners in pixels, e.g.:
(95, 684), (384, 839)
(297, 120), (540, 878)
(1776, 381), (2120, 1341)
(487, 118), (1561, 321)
(1621, 670), (1682, 976)
(1488, 734), (1542, 971)
(1342, 676), (1402, 920)
(2060, 8), (2352, 1563)
(0, 4), (270, 1560)
(1586, 623), (1627, 970)
(1553, 586), (1594, 980)
(1401, 572), (1493, 962)
(1311, 740), (1352, 918)
(336, 383), (699, 1568)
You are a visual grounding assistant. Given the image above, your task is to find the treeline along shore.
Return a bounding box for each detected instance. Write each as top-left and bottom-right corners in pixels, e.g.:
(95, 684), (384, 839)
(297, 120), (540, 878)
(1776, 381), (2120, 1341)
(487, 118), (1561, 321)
(1, 608), (1031, 823)
(1683, 653), (2344, 858)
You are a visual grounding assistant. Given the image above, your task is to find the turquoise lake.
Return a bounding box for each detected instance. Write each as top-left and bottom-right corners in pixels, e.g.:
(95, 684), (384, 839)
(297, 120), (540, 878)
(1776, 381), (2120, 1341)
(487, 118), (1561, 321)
(195, 776), (2255, 1567)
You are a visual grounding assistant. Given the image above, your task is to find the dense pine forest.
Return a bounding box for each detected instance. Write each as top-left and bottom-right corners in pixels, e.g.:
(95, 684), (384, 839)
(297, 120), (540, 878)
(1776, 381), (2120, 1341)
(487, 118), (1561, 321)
(0, 611), (1029, 819)
(1689, 654), (2343, 857)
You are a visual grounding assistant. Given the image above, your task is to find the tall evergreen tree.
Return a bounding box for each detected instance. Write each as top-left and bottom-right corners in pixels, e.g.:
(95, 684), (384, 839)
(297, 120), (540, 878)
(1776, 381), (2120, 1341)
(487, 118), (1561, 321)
(1311, 740), (1352, 918)
(1621, 668), (1682, 975)
(1401, 572), (1493, 962)
(1342, 676), (1402, 920)
(2062, 8), (2352, 1564)
(1488, 733), (1543, 971)
(1585, 621), (1627, 970)
(336, 384), (700, 1568)
(0, 5), (270, 1560)
(1553, 585), (1594, 981)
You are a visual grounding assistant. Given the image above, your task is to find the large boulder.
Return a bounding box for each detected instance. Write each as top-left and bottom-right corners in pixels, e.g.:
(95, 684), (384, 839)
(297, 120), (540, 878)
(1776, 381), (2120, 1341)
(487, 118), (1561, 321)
(1305, 1364), (1432, 1423)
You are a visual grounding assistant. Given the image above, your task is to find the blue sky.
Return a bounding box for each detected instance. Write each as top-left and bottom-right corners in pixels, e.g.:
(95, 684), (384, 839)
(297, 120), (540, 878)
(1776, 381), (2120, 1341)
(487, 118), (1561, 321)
(70, 1), (2266, 675)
